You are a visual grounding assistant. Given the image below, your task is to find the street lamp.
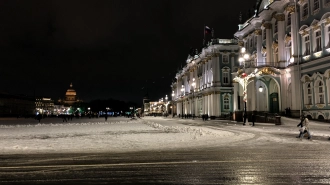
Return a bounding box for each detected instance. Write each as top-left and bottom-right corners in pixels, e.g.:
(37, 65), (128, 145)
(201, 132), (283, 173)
(88, 107), (91, 119)
(238, 47), (250, 125)
(191, 78), (196, 119)
(181, 85), (185, 119)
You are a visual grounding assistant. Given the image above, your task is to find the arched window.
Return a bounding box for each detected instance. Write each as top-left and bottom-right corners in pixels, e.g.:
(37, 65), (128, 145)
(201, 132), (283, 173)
(316, 81), (325, 104)
(224, 96), (229, 110)
(307, 83), (312, 104)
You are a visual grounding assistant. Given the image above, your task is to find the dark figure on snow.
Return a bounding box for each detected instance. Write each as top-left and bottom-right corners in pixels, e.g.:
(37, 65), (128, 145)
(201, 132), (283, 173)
(37, 114), (42, 123)
(243, 113), (247, 126)
(251, 113), (256, 126)
(105, 113), (108, 121)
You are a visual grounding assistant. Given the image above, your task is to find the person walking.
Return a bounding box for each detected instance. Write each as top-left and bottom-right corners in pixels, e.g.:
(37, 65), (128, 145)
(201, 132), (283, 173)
(105, 113), (108, 121)
(251, 113), (256, 126)
(299, 115), (312, 140)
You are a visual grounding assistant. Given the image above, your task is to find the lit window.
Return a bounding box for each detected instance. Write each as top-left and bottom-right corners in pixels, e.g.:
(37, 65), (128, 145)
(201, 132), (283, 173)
(305, 35), (310, 55)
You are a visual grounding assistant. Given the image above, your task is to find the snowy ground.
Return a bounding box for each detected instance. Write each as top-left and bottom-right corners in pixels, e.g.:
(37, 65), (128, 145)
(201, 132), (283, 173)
(0, 116), (329, 154)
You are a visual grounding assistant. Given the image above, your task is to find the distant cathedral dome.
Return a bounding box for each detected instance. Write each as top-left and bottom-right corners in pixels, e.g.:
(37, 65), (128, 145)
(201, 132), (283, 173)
(65, 83), (77, 96)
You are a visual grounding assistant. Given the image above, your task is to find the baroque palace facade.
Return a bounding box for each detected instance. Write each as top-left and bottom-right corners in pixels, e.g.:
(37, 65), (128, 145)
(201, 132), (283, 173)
(171, 0), (330, 120)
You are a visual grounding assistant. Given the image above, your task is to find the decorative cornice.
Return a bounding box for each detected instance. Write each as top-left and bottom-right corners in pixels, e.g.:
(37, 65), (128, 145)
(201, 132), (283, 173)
(272, 42), (278, 50)
(263, 23), (272, 29)
(298, 0), (306, 5)
(274, 14), (285, 21)
(312, 24), (320, 31)
(259, 67), (275, 75)
(286, 5), (295, 14)
(238, 41), (244, 47)
(326, 18), (330, 25)
(300, 30), (309, 36)
(254, 29), (262, 35)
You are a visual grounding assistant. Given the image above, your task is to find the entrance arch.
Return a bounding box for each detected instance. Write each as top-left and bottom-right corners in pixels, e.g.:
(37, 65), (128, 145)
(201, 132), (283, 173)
(257, 76), (281, 113)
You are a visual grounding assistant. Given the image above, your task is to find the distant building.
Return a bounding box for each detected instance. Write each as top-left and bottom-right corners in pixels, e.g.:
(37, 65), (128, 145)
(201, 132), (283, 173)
(142, 93), (150, 116)
(35, 97), (54, 115)
(0, 92), (35, 117)
(58, 83), (82, 106)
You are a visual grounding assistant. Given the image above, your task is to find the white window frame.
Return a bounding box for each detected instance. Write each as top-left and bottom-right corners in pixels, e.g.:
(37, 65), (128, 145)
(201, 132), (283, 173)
(315, 80), (325, 104)
(222, 67), (230, 85)
(304, 35), (311, 55)
(307, 83), (312, 105)
(302, 3), (309, 20)
(222, 54), (229, 64)
(315, 30), (322, 52)
(222, 93), (232, 111)
(313, 0), (320, 14)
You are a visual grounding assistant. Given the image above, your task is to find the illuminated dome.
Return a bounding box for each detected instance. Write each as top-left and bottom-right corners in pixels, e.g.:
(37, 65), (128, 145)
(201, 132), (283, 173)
(65, 83), (76, 96)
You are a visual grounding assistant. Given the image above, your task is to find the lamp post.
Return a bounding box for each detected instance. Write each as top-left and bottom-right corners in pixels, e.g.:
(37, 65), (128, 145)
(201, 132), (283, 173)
(181, 85), (185, 119)
(165, 95), (168, 116)
(172, 91), (175, 117)
(88, 107), (91, 119)
(238, 47), (250, 125)
(191, 78), (196, 119)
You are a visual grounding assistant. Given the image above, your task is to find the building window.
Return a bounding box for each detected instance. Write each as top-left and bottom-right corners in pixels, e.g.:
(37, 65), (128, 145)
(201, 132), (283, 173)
(304, 35), (310, 55)
(313, 0), (320, 11)
(224, 96), (229, 110)
(303, 4), (308, 18)
(223, 55), (229, 63)
(287, 13), (291, 26)
(223, 72), (229, 84)
(316, 81), (325, 104)
(307, 83), (312, 104)
(315, 30), (322, 52)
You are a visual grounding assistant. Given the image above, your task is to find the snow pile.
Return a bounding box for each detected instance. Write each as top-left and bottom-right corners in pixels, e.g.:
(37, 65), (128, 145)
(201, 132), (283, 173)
(142, 120), (218, 139)
(0, 119), (226, 154)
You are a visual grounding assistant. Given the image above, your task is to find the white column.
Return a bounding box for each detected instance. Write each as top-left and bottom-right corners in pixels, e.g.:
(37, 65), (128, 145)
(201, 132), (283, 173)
(255, 29), (263, 66)
(233, 83), (238, 111)
(264, 22), (272, 66)
(289, 6), (298, 61)
(276, 13), (286, 63)
(289, 65), (302, 111)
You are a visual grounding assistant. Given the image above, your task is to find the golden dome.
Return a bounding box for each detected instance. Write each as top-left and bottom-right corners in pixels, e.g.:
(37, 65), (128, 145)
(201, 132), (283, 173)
(65, 83), (76, 96)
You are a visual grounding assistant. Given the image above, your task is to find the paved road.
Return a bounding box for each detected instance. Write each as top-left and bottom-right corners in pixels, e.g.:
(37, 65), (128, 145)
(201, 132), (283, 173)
(0, 116), (330, 184)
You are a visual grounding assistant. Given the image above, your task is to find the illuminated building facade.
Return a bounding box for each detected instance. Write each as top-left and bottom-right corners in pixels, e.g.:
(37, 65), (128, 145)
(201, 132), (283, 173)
(171, 39), (240, 118)
(234, 0), (330, 120)
(58, 83), (82, 106)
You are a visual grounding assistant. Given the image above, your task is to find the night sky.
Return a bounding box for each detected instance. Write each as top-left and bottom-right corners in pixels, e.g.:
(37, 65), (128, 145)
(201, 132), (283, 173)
(0, 0), (257, 105)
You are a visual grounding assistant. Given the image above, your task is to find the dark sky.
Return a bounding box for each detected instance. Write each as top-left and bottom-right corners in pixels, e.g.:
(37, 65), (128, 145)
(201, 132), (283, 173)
(0, 0), (257, 105)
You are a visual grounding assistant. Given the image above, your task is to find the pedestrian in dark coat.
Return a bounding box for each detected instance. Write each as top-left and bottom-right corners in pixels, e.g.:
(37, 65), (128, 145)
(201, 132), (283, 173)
(243, 113), (247, 125)
(251, 113), (256, 126)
